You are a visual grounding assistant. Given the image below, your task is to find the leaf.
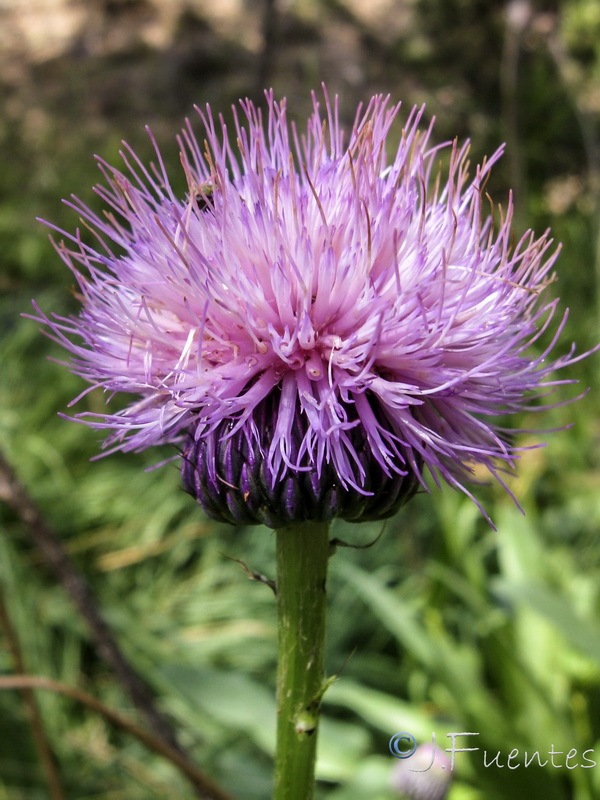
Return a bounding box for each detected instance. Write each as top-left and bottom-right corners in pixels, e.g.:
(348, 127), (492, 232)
(160, 664), (276, 754)
(325, 679), (442, 740)
(493, 580), (600, 665)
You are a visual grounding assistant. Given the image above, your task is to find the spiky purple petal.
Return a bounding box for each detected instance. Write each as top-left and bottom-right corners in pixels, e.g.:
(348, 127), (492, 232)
(32, 88), (592, 524)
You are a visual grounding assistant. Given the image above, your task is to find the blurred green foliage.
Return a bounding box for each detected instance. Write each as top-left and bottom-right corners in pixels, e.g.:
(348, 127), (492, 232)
(0, 0), (599, 798)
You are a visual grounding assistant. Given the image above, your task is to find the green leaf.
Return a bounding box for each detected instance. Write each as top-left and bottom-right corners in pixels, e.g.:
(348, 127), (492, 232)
(493, 581), (600, 665)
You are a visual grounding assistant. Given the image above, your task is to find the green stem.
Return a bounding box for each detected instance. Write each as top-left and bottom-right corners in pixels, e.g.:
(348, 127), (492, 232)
(274, 521), (330, 800)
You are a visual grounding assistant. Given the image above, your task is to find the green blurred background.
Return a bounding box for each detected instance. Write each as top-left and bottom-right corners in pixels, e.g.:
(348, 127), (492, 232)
(1, 0), (599, 798)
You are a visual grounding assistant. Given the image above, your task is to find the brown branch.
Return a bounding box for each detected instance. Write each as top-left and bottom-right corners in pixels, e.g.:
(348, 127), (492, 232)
(500, 0), (532, 215)
(257, 0), (278, 96)
(0, 448), (235, 800)
(0, 589), (66, 800)
(0, 675), (234, 800)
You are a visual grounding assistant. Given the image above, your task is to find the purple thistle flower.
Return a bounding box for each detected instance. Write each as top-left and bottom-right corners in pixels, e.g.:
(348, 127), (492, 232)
(32, 89), (590, 526)
(391, 744), (452, 800)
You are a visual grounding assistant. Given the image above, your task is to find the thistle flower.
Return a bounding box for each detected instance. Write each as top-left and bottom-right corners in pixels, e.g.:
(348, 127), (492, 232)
(391, 744), (452, 800)
(33, 89), (588, 526)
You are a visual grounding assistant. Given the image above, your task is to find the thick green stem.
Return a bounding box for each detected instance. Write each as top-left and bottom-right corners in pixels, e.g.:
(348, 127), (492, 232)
(274, 521), (330, 800)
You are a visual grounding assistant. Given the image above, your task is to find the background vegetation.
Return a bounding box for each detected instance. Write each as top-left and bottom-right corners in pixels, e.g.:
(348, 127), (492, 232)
(0, 0), (599, 798)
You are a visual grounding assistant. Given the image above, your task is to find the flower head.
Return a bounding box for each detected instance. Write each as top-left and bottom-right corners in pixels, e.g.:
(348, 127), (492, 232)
(33, 89), (588, 525)
(391, 743), (452, 800)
